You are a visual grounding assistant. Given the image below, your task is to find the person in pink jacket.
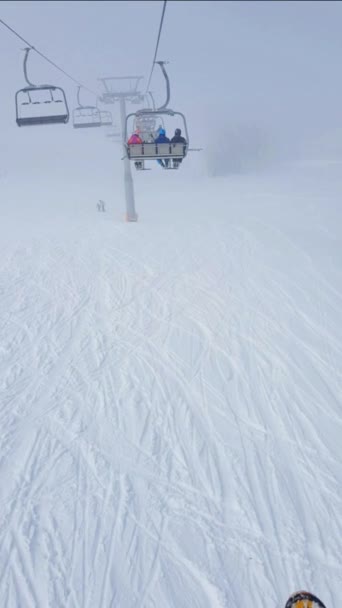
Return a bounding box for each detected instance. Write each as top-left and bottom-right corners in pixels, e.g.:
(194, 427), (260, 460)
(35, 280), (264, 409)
(127, 129), (143, 145)
(127, 129), (143, 169)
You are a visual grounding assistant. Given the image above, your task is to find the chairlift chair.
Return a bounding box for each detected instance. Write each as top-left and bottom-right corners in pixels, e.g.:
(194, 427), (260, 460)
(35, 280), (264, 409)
(73, 106), (102, 128)
(73, 86), (102, 129)
(126, 109), (189, 169)
(100, 110), (113, 126)
(133, 93), (163, 139)
(15, 48), (69, 127)
(134, 112), (166, 139)
(125, 62), (192, 170)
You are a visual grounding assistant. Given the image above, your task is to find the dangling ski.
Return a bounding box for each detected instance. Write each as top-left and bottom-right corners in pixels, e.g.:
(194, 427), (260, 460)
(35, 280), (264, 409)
(285, 591), (327, 608)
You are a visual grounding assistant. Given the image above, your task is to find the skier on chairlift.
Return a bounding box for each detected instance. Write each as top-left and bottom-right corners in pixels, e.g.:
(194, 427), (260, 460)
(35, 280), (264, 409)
(127, 129), (143, 170)
(171, 128), (187, 145)
(127, 129), (142, 145)
(171, 128), (187, 168)
(154, 128), (170, 168)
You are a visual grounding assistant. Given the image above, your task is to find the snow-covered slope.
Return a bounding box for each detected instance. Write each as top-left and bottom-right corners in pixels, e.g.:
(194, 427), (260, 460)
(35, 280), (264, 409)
(0, 164), (341, 608)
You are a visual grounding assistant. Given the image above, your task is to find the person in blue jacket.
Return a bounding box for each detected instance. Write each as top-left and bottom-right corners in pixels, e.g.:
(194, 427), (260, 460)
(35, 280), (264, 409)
(154, 128), (170, 168)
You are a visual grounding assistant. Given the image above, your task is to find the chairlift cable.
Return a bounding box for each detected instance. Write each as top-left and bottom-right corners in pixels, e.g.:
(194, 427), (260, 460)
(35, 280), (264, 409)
(145, 0), (167, 94)
(0, 17), (98, 96)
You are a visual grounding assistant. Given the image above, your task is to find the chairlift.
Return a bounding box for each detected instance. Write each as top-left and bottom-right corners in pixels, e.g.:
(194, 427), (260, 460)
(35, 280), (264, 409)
(126, 113), (189, 170)
(131, 92), (163, 140)
(134, 114), (165, 138)
(73, 86), (102, 129)
(125, 62), (192, 170)
(15, 48), (69, 127)
(100, 110), (113, 126)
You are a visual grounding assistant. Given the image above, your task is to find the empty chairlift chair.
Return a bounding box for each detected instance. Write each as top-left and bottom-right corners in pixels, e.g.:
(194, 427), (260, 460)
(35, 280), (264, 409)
(100, 110), (113, 126)
(73, 106), (102, 128)
(73, 86), (102, 129)
(15, 48), (69, 127)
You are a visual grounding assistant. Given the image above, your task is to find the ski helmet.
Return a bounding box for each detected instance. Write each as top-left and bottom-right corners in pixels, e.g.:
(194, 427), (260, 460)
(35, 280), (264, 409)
(285, 591), (327, 608)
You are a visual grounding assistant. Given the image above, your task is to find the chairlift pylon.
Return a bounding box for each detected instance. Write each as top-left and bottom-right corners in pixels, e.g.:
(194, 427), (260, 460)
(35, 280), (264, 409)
(15, 48), (69, 127)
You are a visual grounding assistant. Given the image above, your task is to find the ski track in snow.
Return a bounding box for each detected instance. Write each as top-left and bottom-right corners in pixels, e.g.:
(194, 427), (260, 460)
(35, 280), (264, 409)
(0, 168), (341, 607)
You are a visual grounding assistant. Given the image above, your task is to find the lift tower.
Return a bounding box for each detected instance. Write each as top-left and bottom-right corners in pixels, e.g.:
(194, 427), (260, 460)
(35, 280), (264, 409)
(99, 76), (144, 222)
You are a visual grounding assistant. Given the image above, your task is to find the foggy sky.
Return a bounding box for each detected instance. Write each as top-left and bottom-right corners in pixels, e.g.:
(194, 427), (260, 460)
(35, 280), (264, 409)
(1, 0), (342, 183)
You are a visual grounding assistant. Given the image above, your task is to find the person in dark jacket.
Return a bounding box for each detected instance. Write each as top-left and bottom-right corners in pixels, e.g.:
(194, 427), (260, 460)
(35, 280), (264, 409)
(171, 128), (187, 145)
(171, 128), (187, 168)
(154, 128), (170, 168)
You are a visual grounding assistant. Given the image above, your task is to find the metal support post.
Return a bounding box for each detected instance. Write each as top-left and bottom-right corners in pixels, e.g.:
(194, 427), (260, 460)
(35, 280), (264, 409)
(120, 97), (138, 222)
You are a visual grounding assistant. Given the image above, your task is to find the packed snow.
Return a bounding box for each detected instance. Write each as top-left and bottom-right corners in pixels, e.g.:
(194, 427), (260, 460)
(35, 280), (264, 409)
(0, 161), (341, 608)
